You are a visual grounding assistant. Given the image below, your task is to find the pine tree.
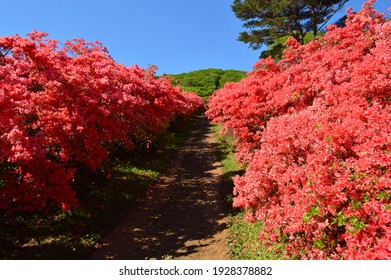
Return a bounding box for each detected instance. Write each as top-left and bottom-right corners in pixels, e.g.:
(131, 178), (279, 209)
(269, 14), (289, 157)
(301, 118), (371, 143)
(232, 0), (348, 59)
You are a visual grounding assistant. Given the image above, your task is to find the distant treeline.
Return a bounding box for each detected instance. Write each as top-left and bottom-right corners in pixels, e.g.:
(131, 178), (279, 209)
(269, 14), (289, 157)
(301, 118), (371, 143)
(166, 69), (247, 101)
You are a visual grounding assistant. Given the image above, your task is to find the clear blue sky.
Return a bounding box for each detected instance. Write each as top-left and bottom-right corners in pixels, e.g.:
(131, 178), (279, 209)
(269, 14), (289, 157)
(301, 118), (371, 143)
(1, 0), (390, 75)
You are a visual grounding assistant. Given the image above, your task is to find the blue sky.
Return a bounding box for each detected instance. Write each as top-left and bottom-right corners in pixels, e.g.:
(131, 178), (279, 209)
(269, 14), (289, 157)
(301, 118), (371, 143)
(1, 0), (390, 75)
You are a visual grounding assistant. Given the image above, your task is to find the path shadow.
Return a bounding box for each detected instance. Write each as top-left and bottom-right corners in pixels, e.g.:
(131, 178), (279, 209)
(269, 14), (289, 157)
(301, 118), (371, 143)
(91, 113), (230, 260)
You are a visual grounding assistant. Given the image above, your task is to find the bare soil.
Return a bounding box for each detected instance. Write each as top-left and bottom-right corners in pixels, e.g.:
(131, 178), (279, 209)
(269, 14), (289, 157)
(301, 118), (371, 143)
(90, 113), (231, 260)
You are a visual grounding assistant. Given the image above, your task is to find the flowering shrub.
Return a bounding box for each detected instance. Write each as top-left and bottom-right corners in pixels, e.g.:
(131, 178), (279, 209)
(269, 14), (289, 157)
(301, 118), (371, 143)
(0, 32), (203, 213)
(207, 0), (391, 259)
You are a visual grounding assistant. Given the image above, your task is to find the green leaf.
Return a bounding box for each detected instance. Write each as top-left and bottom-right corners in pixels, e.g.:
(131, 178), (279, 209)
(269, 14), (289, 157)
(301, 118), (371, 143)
(314, 238), (325, 249)
(376, 190), (391, 201)
(303, 205), (321, 222)
(348, 216), (366, 233)
(331, 211), (347, 227)
(351, 200), (362, 209)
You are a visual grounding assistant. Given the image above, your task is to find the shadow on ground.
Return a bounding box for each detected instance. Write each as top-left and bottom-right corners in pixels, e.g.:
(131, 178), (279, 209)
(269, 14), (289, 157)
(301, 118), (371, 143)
(91, 113), (230, 260)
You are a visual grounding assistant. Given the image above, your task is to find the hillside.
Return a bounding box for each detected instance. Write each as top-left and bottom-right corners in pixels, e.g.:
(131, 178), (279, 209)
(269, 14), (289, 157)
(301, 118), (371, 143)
(167, 69), (247, 101)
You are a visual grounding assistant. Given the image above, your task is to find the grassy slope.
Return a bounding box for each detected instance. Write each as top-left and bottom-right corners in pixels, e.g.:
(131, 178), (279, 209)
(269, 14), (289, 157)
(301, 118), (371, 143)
(167, 68), (246, 101)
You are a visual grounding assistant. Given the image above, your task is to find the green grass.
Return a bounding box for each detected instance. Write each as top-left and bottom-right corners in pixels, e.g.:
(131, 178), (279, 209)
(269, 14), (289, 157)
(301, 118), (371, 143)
(212, 124), (245, 205)
(212, 124), (287, 260)
(0, 113), (198, 260)
(227, 213), (286, 260)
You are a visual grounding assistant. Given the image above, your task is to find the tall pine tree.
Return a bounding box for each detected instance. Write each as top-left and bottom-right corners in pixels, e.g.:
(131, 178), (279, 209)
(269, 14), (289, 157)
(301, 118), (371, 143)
(232, 0), (348, 59)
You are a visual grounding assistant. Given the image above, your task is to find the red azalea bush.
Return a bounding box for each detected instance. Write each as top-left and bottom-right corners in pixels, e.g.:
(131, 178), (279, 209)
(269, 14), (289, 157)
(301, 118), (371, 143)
(207, 0), (391, 259)
(0, 31), (203, 213)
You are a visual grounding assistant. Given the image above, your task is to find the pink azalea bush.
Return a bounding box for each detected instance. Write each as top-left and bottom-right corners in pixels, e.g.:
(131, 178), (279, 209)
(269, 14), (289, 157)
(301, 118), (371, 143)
(0, 31), (203, 213)
(207, 0), (391, 259)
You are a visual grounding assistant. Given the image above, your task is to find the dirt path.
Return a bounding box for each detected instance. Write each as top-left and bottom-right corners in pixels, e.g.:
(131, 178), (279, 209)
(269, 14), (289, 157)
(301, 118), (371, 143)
(91, 113), (231, 260)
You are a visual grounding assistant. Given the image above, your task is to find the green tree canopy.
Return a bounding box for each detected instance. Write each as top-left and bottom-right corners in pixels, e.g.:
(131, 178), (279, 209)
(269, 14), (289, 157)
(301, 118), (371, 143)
(232, 0), (348, 59)
(167, 69), (246, 101)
